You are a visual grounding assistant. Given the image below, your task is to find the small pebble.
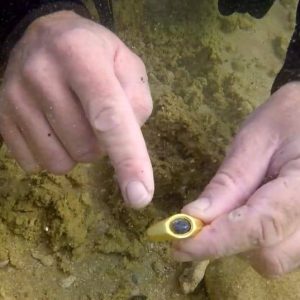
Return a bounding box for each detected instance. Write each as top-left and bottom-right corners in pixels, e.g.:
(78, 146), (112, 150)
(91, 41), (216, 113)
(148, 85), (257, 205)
(31, 250), (54, 267)
(179, 260), (210, 294)
(0, 260), (9, 268)
(131, 273), (139, 285)
(60, 275), (76, 288)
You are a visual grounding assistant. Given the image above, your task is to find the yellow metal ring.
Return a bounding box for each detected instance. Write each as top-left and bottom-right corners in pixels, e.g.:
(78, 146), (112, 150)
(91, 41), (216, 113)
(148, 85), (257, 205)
(146, 213), (204, 242)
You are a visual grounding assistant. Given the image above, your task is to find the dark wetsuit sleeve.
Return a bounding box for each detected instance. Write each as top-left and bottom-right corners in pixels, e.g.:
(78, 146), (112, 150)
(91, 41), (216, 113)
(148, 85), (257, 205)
(218, 0), (275, 19)
(271, 2), (300, 93)
(0, 1), (114, 70)
(0, 1), (90, 68)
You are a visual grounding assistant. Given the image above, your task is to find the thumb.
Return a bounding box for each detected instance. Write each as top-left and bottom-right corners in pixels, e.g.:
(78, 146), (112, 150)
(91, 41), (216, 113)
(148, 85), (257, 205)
(183, 122), (280, 222)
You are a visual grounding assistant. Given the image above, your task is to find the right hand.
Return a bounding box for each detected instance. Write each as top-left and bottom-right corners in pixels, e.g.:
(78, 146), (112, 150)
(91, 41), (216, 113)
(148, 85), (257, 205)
(0, 10), (154, 209)
(174, 83), (300, 277)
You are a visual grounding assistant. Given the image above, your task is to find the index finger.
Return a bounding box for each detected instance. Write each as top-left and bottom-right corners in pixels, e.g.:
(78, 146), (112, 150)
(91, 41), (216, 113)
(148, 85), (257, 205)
(66, 41), (154, 209)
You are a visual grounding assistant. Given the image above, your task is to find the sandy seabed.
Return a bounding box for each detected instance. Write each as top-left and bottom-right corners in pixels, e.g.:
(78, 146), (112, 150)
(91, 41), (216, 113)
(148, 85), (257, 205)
(0, 0), (299, 299)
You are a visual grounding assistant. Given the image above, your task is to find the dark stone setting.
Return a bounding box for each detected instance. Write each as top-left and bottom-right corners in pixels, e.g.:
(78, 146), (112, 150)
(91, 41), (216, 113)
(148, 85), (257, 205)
(170, 218), (191, 234)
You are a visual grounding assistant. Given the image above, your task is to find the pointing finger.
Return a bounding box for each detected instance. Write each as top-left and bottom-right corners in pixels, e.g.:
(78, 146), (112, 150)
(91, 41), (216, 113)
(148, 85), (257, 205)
(67, 39), (154, 208)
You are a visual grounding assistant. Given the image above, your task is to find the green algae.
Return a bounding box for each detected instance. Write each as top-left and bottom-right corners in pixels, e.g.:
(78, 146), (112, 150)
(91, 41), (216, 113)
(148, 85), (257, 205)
(0, 155), (93, 249)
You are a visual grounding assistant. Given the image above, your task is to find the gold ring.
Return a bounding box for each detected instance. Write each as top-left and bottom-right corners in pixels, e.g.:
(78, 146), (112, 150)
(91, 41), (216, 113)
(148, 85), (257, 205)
(146, 213), (204, 242)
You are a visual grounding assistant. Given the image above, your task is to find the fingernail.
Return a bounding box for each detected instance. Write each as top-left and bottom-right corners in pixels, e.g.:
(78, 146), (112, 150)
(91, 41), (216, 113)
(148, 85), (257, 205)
(125, 181), (150, 209)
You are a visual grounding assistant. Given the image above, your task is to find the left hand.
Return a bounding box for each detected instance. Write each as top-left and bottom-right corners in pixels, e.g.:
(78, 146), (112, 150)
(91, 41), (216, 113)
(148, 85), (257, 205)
(0, 11), (154, 209)
(173, 82), (300, 277)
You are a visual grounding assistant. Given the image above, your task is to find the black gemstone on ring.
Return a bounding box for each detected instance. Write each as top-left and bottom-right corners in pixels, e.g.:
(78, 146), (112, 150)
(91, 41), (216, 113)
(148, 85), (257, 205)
(170, 218), (191, 234)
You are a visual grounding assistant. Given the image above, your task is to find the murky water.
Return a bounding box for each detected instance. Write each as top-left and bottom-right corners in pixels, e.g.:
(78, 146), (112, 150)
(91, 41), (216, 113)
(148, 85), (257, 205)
(0, 0), (299, 299)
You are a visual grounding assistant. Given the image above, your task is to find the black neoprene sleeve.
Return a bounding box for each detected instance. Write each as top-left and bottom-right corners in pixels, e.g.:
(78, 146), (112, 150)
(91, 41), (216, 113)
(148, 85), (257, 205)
(271, 1), (300, 93)
(0, 0), (113, 69)
(0, 1), (90, 68)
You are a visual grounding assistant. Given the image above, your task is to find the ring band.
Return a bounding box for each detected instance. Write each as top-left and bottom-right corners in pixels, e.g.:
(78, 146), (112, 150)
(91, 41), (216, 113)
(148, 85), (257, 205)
(146, 213), (204, 242)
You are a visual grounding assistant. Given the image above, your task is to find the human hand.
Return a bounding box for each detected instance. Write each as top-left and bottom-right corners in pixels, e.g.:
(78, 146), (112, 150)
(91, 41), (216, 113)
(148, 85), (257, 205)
(0, 11), (153, 209)
(173, 82), (300, 277)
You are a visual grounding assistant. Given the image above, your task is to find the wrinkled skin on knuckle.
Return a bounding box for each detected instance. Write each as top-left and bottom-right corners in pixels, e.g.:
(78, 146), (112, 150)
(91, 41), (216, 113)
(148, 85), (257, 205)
(49, 27), (88, 58)
(209, 170), (241, 192)
(268, 143), (300, 178)
(251, 209), (285, 248)
(25, 11), (81, 43)
(89, 104), (120, 134)
(50, 26), (115, 65)
(113, 155), (149, 175)
(21, 53), (46, 84)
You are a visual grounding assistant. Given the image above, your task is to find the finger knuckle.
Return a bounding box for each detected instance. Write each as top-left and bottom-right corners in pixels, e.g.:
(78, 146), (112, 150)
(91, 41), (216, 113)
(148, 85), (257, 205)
(114, 155), (137, 171)
(210, 170), (239, 190)
(253, 209), (284, 247)
(50, 28), (91, 58)
(51, 30), (75, 55)
(25, 17), (51, 38)
(22, 57), (43, 82)
(90, 104), (121, 133)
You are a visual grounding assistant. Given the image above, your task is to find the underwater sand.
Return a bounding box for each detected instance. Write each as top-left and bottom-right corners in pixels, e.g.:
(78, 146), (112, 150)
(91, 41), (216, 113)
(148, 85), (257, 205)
(0, 0), (299, 299)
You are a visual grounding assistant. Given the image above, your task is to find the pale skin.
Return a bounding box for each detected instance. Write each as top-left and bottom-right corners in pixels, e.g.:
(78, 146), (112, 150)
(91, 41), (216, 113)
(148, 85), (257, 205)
(175, 83), (300, 277)
(1, 11), (300, 277)
(0, 11), (154, 209)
